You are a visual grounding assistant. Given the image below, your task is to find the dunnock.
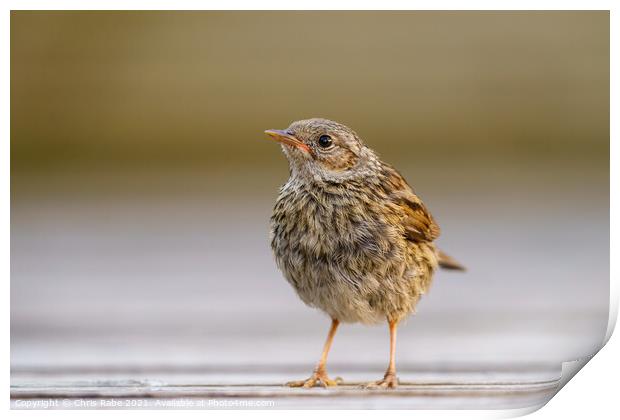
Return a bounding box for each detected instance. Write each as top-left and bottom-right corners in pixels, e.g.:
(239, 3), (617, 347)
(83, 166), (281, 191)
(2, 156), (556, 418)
(266, 118), (464, 389)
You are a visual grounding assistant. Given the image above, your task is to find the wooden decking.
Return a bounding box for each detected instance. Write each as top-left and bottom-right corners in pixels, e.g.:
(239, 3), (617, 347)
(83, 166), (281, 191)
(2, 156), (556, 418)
(10, 177), (608, 410)
(11, 364), (561, 409)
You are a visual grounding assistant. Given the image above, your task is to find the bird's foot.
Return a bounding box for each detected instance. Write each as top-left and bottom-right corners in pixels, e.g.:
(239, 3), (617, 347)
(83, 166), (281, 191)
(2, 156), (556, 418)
(364, 372), (399, 389)
(286, 369), (343, 388)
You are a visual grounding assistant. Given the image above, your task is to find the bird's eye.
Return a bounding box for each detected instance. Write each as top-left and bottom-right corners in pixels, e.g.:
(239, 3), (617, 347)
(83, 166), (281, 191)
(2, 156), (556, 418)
(318, 135), (333, 148)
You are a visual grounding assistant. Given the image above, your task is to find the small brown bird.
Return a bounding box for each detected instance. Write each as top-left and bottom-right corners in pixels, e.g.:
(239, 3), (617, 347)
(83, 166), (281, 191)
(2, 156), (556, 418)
(265, 118), (464, 389)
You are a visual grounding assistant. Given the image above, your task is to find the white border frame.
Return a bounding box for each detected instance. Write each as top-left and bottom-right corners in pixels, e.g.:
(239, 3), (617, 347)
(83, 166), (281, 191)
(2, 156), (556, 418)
(3, 2), (617, 419)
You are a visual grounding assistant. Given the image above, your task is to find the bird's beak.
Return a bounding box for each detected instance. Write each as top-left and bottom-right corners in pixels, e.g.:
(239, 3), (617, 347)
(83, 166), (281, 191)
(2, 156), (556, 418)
(264, 129), (311, 153)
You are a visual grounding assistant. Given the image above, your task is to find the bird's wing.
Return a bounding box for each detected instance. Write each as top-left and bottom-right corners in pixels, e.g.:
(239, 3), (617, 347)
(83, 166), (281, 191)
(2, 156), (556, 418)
(382, 164), (441, 242)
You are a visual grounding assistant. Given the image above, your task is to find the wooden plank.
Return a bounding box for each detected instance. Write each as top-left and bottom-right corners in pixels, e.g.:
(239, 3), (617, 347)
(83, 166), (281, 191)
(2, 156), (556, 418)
(11, 364), (560, 409)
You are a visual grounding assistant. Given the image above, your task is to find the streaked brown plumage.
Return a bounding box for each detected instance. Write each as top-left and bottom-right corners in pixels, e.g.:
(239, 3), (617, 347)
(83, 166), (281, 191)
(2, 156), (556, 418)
(265, 118), (464, 389)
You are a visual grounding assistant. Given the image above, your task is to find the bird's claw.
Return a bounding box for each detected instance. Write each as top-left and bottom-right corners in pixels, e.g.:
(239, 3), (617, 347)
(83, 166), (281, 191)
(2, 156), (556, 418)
(286, 370), (343, 388)
(364, 372), (399, 389)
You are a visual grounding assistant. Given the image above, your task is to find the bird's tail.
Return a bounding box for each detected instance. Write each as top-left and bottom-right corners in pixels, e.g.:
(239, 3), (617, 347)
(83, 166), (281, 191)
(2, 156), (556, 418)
(437, 249), (466, 271)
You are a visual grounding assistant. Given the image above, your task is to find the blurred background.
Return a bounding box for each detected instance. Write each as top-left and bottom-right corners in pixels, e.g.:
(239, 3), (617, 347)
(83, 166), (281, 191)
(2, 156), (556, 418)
(11, 12), (608, 373)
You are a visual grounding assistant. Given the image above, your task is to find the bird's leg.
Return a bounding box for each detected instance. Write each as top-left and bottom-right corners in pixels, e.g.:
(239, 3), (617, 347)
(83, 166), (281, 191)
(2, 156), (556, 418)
(365, 319), (399, 389)
(286, 318), (342, 388)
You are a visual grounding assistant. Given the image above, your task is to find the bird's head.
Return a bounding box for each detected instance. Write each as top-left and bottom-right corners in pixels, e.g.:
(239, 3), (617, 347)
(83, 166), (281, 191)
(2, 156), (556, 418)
(265, 118), (378, 182)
